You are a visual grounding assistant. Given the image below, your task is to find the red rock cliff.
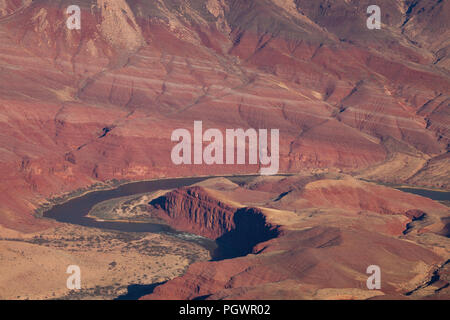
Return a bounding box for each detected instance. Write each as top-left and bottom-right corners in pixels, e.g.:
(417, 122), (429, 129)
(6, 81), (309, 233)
(150, 186), (280, 259)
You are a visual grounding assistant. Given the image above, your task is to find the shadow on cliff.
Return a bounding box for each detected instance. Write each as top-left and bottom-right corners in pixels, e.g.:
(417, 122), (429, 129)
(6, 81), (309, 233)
(148, 187), (281, 261)
(211, 207), (280, 261)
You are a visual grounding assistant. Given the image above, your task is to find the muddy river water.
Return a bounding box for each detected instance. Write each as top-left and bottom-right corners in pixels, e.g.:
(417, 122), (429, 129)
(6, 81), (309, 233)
(42, 175), (449, 299)
(43, 175), (268, 255)
(43, 175), (449, 250)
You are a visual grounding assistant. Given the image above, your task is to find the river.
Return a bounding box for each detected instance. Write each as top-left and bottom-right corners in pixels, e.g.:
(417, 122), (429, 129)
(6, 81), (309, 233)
(43, 175), (274, 254)
(42, 175), (448, 299)
(43, 175), (449, 242)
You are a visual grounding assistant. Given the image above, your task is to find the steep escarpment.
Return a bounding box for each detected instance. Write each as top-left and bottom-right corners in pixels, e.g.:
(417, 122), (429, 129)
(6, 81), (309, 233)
(149, 186), (280, 259)
(145, 216), (446, 300)
(143, 177), (449, 300)
(0, 0), (449, 301)
(150, 186), (238, 239)
(0, 0), (448, 234)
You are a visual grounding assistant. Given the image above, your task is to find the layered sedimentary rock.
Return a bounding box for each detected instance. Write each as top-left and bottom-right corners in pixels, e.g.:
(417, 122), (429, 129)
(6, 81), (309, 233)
(1, 0), (449, 301)
(144, 176), (449, 300)
(0, 1), (448, 232)
(149, 186), (280, 258)
(150, 186), (238, 239)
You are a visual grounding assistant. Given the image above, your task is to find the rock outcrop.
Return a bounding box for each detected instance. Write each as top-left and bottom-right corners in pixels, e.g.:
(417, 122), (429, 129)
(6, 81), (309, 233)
(0, 0), (449, 232)
(143, 177), (450, 300)
(149, 186), (280, 259)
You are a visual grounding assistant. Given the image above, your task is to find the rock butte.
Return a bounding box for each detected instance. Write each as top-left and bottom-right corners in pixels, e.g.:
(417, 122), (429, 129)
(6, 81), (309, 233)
(0, 0), (448, 299)
(142, 176), (449, 300)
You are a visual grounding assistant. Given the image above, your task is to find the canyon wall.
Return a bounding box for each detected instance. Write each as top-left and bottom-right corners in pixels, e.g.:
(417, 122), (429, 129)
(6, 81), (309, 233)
(150, 186), (280, 259)
(143, 177), (449, 300)
(0, 0), (448, 233)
